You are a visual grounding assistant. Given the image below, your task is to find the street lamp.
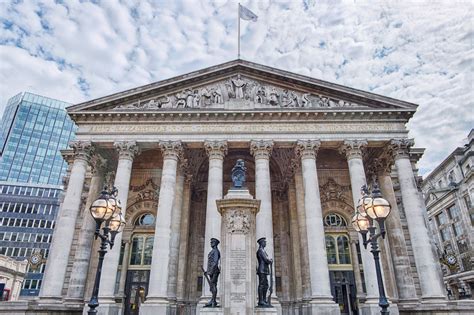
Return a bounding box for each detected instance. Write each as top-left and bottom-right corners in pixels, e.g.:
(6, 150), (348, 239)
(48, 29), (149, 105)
(351, 183), (392, 315)
(87, 187), (125, 315)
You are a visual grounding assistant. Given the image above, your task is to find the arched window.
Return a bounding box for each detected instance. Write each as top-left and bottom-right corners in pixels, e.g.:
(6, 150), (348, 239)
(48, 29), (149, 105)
(325, 233), (352, 265)
(324, 213), (347, 227)
(134, 213), (155, 226)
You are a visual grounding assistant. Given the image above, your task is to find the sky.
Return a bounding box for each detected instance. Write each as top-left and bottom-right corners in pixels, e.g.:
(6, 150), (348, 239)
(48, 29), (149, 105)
(0, 0), (472, 176)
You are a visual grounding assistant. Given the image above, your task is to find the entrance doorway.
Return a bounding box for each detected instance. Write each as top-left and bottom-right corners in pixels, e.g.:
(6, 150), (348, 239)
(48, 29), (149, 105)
(330, 270), (358, 315)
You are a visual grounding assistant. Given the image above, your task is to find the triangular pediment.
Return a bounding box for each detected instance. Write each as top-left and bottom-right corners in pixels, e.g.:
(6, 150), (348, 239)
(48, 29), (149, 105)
(67, 60), (417, 113)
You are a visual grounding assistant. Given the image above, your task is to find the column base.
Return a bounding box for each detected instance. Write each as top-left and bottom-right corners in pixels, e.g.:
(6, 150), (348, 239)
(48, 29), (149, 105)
(359, 301), (399, 315)
(197, 307), (224, 315)
(37, 296), (63, 305)
(306, 299), (340, 315)
(421, 295), (448, 305)
(139, 298), (171, 315)
(255, 306), (279, 315)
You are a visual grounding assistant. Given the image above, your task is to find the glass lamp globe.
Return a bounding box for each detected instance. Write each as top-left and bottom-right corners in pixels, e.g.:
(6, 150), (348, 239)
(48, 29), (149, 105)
(352, 212), (370, 233)
(90, 192), (115, 222)
(108, 212), (126, 233)
(357, 195), (372, 216)
(366, 196), (391, 220)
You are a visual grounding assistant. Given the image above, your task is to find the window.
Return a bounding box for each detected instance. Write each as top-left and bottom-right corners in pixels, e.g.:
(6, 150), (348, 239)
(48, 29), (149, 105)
(134, 213), (155, 226)
(129, 234), (154, 266)
(448, 204), (461, 220)
(440, 227), (451, 241)
(453, 221), (464, 237)
(464, 195), (472, 209)
(323, 213), (347, 227)
(437, 212), (447, 225)
(325, 234), (351, 265)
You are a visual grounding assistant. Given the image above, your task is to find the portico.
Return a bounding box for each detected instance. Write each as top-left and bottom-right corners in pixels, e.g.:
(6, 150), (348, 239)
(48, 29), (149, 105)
(33, 60), (452, 315)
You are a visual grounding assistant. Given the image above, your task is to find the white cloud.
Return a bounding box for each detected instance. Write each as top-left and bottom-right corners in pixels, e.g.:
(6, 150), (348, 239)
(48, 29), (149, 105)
(0, 0), (472, 175)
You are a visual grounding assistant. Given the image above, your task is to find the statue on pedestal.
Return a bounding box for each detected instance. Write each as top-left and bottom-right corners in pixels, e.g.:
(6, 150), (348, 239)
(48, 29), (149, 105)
(256, 237), (273, 307)
(203, 238), (221, 307)
(231, 159), (247, 188)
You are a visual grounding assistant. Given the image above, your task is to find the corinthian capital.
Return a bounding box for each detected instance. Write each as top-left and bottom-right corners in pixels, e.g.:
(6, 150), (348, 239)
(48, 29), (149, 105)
(90, 154), (107, 176)
(339, 140), (367, 160)
(69, 141), (94, 163)
(366, 156), (394, 179)
(250, 140), (274, 160)
(389, 138), (414, 160)
(114, 141), (140, 160)
(295, 140), (321, 159)
(159, 141), (183, 160)
(204, 140), (228, 160)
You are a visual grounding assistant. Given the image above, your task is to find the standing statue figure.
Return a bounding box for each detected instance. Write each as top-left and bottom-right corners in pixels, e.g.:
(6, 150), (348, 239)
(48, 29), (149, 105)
(256, 237), (273, 307)
(203, 238), (221, 307)
(231, 159), (247, 188)
(232, 74), (246, 99)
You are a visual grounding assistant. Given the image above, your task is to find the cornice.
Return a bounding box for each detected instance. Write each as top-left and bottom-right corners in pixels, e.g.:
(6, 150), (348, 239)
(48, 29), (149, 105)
(69, 108), (414, 124)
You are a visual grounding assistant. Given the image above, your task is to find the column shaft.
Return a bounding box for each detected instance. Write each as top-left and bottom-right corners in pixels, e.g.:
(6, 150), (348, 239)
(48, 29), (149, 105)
(40, 141), (92, 301)
(176, 176), (192, 303)
(349, 238), (365, 299)
(392, 139), (446, 300)
(66, 154), (105, 301)
(146, 141), (181, 304)
(99, 142), (139, 303)
(117, 240), (131, 296)
(288, 183), (303, 302)
(201, 141), (227, 298)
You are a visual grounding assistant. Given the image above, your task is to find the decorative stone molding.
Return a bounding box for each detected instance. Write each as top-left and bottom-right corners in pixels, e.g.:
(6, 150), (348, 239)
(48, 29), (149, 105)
(389, 138), (414, 160)
(339, 140), (368, 160)
(319, 178), (351, 204)
(225, 209), (251, 234)
(90, 154), (107, 176)
(69, 141), (94, 163)
(130, 178), (160, 203)
(204, 140), (228, 160)
(114, 141), (140, 160)
(159, 140), (183, 160)
(250, 140), (274, 160)
(368, 156), (394, 178)
(295, 140), (321, 159)
(178, 158), (189, 175)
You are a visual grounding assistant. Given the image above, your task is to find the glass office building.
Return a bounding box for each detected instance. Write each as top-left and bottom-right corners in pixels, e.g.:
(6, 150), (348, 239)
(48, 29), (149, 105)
(0, 92), (76, 297)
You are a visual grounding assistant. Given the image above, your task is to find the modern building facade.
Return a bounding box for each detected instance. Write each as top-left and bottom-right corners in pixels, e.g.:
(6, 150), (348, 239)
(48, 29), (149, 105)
(2, 60), (473, 314)
(0, 92), (76, 297)
(422, 130), (474, 299)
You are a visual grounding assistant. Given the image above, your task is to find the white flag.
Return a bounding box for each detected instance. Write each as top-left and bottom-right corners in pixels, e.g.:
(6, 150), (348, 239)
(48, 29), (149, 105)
(239, 4), (258, 22)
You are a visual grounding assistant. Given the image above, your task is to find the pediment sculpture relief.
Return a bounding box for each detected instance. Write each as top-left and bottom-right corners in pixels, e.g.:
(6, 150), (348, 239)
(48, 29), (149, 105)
(113, 75), (367, 111)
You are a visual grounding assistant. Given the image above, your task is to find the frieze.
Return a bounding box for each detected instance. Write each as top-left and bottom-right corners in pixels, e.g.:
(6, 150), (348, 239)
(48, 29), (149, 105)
(111, 75), (368, 111)
(87, 122), (405, 134)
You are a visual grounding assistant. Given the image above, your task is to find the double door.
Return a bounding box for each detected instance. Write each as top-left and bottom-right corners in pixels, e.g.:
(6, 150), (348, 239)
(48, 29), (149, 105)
(329, 270), (358, 315)
(124, 270), (150, 315)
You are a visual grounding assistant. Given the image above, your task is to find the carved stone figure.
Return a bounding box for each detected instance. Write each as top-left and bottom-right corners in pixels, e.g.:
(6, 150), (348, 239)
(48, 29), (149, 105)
(255, 86), (266, 104)
(159, 95), (171, 109)
(201, 87), (212, 106)
(281, 89), (299, 107)
(256, 237), (273, 307)
(203, 238), (221, 307)
(232, 74), (246, 99)
(301, 93), (312, 107)
(268, 88), (279, 106)
(231, 159), (247, 188)
(175, 91), (187, 108)
(184, 89), (194, 108)
(225, 82), (235, 98)
(212, 88), (222, 104)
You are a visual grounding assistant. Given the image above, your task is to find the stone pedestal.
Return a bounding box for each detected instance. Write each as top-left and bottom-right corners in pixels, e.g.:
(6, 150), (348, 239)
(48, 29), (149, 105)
(216, 188), (260, 315)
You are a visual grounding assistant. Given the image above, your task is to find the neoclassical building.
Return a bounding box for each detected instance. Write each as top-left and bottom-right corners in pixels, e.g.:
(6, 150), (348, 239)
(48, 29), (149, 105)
(8, 60), (470, 315)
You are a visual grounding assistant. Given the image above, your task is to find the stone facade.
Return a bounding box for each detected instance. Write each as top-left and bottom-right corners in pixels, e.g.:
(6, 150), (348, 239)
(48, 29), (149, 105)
(421, 129), (474, 300)
(0, 255), (27, 301)
(1, 60), (472, 314)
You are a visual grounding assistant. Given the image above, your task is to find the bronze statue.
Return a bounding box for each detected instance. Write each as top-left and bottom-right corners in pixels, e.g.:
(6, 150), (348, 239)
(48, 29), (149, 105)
(203, 238), (221, 307)
(256, 237), (273, 307)
(231, 159), (247, 188)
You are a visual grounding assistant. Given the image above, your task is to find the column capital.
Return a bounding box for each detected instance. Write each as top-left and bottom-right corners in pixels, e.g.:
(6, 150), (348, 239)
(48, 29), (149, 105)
(369, 156), (394, 177)
(159, 141), (183, 160)
(69, 141), (94, 163)
(90, 154), (107, 176)
(295, 140), (321, 159)
(114, 141), (140, 160)
(204, 140), (228, 160)
(339, 140), (368, 160)
(389, 138), (414, 160)
(250, 140), (274, 160)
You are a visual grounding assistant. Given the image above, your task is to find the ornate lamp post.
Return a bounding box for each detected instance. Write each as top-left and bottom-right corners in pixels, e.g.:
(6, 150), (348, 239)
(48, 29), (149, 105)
(87, 187), (126, 315)
(352, 183), (392, 315)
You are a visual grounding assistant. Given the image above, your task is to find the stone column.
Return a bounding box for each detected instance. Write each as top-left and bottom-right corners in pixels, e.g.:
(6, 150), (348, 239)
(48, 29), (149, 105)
(117, 239), (131, 297)
(288, 182), (303, 303)
(99, 141), (140, 309)
(390, 139), (446, 302)
(349, 236), (365, 300)
(295, 140), (339, 314)
(340, 140), (381, 305)
(65, 153), (106, 302)
(176, 175), (193, 305)
(141, 141), (182, 314)
(371, 155), (417, 303)
(201, 140), (227, 299)
(250, 140), (278, 300)
(39, 141), (93, 303)
(167, 160), (187, 304)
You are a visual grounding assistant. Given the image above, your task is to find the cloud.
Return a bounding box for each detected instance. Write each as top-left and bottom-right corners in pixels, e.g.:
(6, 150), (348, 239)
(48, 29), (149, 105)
(0, 0), (472, 175)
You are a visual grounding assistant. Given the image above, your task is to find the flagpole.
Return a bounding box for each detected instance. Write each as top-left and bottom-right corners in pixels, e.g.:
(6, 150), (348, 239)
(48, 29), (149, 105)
(238, 3), (240, 59)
